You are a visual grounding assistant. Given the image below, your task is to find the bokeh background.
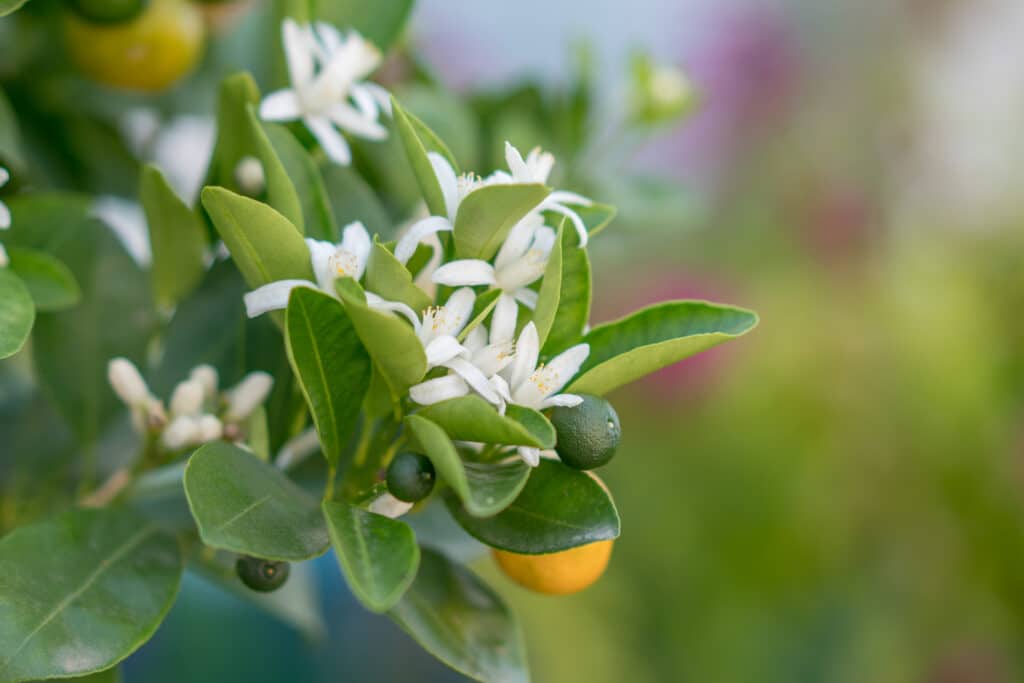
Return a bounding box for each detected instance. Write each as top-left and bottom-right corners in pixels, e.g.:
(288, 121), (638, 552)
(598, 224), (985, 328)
(7, 0), (1024, 681)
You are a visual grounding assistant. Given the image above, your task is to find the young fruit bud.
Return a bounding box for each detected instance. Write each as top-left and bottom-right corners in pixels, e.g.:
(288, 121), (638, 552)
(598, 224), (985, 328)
(235, 556), (290, 592)
(386, 453), (436, 503)
(548, 394), (621, 470)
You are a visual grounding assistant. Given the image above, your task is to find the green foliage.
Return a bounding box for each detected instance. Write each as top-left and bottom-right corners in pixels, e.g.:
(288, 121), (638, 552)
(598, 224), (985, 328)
(447, 459), (620, 554)
(6, 247), (80, 311)
(140, 164), (207, 308)
(392, 97), (459, 217)
(184, 442), (329, 561)
(414, 395), (555, 448)
(568, 301), (759, 396)
(285, 287), (371, 466)
(453, 184), (551, 260)
(0, 508), (182, 683)
(365, 239), (432, 313)
(323, 500), (420, 612)
(0, 267), (34, 359)
(389, 549), (529, 683)
(317, 0), (413, 51)
(541, 226), (591, 355)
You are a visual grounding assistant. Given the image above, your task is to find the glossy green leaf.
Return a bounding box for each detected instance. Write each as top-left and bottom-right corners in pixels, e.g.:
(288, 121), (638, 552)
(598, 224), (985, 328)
(6, 247), (80, 311)
(389, 549), (528, 683)
(140, 164), (207, 308)
(0, 268), (34, 358)
(184, 441), (329, 561)
(541, 226), (591, 355)
(320, 164), (389, 238)
(316, 0), (412, 50)
(447, 459), (620, 554)
(575, 202), (617, 239)
(405, 414), (531, 517)
(285, 287), (371, 466)
(335, 278), (426, 398)
(0, 508), (182, 683)
(201, 186), (314, 290)
(206, 72), (261, 194)
(265, 123), (336, 240)
(365, 240), (432, 314)
(456, 288), (501, 342)
(247, 109), (304, 233)
(531, 224), (563, 347)
(0, 0), (30, 18)
(16, 197), (156, 443)
(567, 300), (759, 396)
(414, 396), (555, 449)
(392, 97), (458, 217)
(322, 500), (420, 613)
(453, 184), (551, 260)
(0, 88), (25, 169)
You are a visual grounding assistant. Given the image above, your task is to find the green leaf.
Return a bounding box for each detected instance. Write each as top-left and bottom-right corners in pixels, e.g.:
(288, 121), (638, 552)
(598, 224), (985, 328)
(201, 186), (314, 290)
(567, 300), (759, 396)
(206, 72), (261, 195)
(389, 549), (528, 683)
(541, 226), (591, 355)
(247, 109), (305, 233)
(365, 240), (432, 314)
(140, 164), (207, 308)
(447, 459), (620, 554)
(405, 414), (531, 517)
(0, 87), (25, 169)
(322, 500), (420, 613)
(531, 224), (563, 347)
(265, 123), (336, 240)
(6, 247), (80, 311)
(392, 97), (459, 217)
(0, 508), (182, 683)
(0, 268), (34, 358)
(0, 0), (30, 18)
(575, 202), (617, 239)
(285, 287), (371, 466)
(321, 163), (390, 238)
(184, 441), (330, 561)
(453, 184), (551, 260)
(15, 196), (156, 443)
(316, 0), (413, 50)
(414, 396), (554, 449)
(335, 278), (426, 399)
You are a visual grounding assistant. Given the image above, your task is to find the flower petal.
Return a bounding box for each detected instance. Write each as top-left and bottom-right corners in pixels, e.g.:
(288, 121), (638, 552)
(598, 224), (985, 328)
(327, 102), (387, 140)
(494, 212), (542, 271)
(543, 343), (590, 394)
(306, 237), (339, 291)
(305, 116), (351, 165)
(282, 19), (315, 87)
(368, 492), (414, 519)
(260, 90), (303, 121)
(365, 291), (421, 330)
(543, 202), (588, 247)
(432, 259), (496, 287)
(0, 201), (9, 230)
(424, 335), (466, 368)
(491, 293), (518, 344)
(340, 221), (372, 279)
(517, 446), (541, 467)
(541, 393), (584, 409)
(442, 287), (476, 336)
(429, 152), (460, 222)
(410, 375), (470, 405)
(0, 167), (9, 187)
(513, 287), (539, 309)
(505, 141), (528, 179)
(394, 216), (452, 265)
(507, 321), (539, 390)
(244, 279), (315, 317)
(444, 358), (500, 404)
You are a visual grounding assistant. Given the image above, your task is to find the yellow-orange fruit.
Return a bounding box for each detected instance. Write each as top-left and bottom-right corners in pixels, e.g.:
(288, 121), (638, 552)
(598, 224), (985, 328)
(65, 0), (204, 93)
(492, 540), (614, 595)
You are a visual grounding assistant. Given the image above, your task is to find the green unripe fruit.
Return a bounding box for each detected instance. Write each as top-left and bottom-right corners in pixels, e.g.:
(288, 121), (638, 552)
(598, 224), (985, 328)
(386, 452), (436, 503)
(66, 0), (148, 24)
(235, 556), (290, 592)
(549, 394), (621, 470)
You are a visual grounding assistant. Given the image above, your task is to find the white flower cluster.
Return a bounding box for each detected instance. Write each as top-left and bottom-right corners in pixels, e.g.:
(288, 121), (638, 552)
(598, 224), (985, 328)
(0, 166), (11, 268)
(241, 141), (595, 467)
(260, 19), (391, 166)
(107, 358), (273, 451)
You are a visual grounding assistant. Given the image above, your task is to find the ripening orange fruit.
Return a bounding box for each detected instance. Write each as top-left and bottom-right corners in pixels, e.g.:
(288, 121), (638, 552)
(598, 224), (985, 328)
(64, 0), (205, 93)
(492, 540), (614, 595)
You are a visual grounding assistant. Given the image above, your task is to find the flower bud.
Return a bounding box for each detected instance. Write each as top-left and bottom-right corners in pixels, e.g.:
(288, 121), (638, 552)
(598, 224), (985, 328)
(234, 156), (266, 197)
(163, 415), (199, 450)
(189, 364), (219, 399)
(108, 357), (152, 407)
(0, 244), (8, 268)
(226, 372), (273, 421)
(169, 379), (204, 417)
(195, 414), (224, 443)
(367, 492), (414, 519)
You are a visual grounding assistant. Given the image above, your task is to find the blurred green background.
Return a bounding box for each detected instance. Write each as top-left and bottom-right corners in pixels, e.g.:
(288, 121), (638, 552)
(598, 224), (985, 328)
(7, 0), (1024, 681)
